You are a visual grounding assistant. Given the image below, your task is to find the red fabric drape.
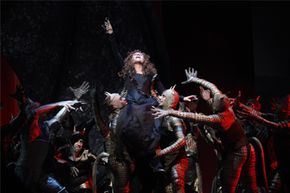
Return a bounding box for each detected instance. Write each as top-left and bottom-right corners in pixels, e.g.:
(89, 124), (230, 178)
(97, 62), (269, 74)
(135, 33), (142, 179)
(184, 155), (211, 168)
(1, 57), (21, 127)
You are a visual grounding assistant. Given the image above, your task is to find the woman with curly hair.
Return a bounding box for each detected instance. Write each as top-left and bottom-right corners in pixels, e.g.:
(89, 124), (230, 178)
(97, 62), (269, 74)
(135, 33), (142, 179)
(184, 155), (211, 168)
(118, 50), (163, 104)
(103, 19), (165, 193)
(116, 49), (164, 157)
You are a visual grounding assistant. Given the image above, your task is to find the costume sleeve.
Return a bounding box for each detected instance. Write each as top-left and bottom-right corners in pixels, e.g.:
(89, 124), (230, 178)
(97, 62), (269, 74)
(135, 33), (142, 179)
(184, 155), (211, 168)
(248, 111), (288, 129)
(150, 74), (165, 97)
(167, 110), (222, 124)
(155, 76), (165, 95)
(34, 100), (76, 116)
(107, 34), (124, 69)
(238, 102), (289, 130)
(191, 77), (222, 96)
(158, 117), (186, 156)
(91, 89), (110, 138)
(46, 107), (68, 127)
(34, 104), (58, 116)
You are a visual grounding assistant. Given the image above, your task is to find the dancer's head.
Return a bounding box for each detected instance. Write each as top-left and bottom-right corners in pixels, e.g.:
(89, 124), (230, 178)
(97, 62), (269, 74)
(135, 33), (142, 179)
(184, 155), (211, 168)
(119, 50), (157, 79)
(71, 131), (85, 153)
(212, 94), (231, 113)
(159, 86), (180, 110)
(105, 92), (127, 110)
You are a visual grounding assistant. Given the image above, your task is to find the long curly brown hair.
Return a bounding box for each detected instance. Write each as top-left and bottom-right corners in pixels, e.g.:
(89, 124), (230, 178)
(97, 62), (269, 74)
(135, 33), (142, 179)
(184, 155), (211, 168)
(118, 50), (157, 79)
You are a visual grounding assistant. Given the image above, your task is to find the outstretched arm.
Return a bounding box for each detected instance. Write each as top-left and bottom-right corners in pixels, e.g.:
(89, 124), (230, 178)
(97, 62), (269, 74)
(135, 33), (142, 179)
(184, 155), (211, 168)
(182, 67), (222, 96)
(69, 81), (90, 100)
(45, 106), (76, 127)
(46, 82), (89, 126)
(237, 104), (289, 129)
(152, 106), (221, 124)
(34, 100), (81, 116)
(254, 115), (288, 129)
(156, 117), (186, 157)
(103, 18), (124, 68)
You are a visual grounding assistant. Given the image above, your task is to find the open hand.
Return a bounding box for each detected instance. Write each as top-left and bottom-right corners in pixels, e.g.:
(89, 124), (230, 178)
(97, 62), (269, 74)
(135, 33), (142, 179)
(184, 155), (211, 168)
(181, 67), (198, 84)
(151, 106), (169, 119)
(102, 18), (113, 34)
(69, 81), (90, 100)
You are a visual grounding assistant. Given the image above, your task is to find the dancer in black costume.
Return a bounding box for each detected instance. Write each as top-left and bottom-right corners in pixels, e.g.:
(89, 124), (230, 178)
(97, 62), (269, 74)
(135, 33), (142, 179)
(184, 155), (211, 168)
(14, 98), (82, 193)
(3, 83), (88, 193)
(91, 87), (132, 193)
(54, 131), (98, 193)
(237, 99), (289, 193)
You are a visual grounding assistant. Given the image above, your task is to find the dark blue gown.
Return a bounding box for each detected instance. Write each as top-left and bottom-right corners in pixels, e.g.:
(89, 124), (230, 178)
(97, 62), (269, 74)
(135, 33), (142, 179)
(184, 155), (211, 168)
(107, 33), (165, 158)
(107, 32), (165, 193)
(117, 73), (164, 158)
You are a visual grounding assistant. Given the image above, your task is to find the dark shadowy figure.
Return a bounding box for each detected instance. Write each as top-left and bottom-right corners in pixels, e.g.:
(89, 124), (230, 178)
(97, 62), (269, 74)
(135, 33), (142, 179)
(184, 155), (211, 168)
(237, 96), (289, 193)
(54, 131), (99, 193)
(91, 87), (132, 193)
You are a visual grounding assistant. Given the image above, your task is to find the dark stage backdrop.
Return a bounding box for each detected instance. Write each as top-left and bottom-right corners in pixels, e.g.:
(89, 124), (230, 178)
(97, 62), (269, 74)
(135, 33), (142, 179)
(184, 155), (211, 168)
(1, 1), (289, 193)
